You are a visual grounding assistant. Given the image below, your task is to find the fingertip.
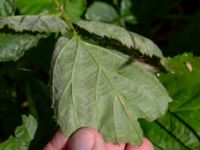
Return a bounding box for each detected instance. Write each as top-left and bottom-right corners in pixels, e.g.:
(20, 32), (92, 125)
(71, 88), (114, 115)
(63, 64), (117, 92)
(125, 138), (154, 150)
(68, 127), (106, 150)
(140, 138), (154, 150)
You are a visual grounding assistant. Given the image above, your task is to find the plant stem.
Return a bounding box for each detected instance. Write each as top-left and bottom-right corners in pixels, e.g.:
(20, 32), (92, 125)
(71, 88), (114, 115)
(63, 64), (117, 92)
(53, 0), (77, 36)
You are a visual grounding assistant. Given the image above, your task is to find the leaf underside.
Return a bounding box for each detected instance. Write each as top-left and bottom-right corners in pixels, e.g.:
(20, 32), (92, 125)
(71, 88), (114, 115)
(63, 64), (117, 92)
(0, 33), (45, 62)
(0, 15), (68, 34)
(52, 36), (172, 145)
(76, 20), (163, 58)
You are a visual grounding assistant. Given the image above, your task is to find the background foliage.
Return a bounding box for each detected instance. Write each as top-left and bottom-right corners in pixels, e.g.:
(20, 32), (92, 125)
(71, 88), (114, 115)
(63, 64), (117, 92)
(0, 0), (200, 149)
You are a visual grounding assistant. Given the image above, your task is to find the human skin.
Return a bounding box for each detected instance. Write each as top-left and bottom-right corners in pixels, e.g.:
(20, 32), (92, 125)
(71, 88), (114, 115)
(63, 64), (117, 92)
(44, 128), (154, 150)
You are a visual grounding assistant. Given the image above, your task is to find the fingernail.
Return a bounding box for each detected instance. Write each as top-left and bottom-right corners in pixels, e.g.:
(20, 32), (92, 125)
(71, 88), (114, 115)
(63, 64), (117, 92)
(68, 130), (94, 150)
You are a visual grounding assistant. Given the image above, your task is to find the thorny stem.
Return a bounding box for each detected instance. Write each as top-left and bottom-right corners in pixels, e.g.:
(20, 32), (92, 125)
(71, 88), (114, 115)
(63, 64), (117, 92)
(53, 0), (78, 36)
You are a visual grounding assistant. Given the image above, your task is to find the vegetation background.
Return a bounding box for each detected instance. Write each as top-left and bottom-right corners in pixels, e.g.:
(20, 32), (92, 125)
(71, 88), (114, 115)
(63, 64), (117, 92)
(0, 0), (200, 149)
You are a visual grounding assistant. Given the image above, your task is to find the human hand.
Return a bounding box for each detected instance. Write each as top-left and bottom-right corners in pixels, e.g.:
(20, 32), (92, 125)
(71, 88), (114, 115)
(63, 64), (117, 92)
(44, 128), (154, 150)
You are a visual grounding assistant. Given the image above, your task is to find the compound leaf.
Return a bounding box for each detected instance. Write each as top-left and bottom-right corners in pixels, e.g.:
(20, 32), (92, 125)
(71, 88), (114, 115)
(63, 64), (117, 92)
(0, 33), (45, 62)
(76, 20), (163, 58)
(0, 15), (68, 34)
(52, 37), (172, 145)
(0, 115), (37, 150)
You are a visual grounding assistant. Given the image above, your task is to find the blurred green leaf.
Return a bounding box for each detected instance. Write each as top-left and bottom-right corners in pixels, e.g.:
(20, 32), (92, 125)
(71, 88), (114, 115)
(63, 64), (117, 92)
(120, 0), (137, 24)
(0, 33), (45, 62)
(0, 115), (37, 150)
(160, 53), (200, 111)
(16, 0), (54, 15)
(62, 0), (86, 21)
(52, 37), (172, 145)
(113, 0), (118, 6)
(142, 53), (200, 149)
(76, 20), (163, 58)
(85, 2), (118, 23)
(0, 0), (15, 16)
(16, 0), (86, 21)
(0, 15), (68, 34)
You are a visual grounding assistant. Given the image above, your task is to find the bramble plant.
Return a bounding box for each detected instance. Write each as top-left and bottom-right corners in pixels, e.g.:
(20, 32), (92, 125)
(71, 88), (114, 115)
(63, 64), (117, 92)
(0, 0), (200, 149)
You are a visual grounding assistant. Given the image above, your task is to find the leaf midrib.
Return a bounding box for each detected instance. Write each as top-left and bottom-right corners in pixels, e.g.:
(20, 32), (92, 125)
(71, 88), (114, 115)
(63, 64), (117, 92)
(85, 40), (163, 119)
(83, 40), (143, 142)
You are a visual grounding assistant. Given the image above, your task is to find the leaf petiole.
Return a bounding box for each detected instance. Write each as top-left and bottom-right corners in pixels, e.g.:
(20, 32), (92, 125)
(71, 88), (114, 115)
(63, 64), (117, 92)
(53, 0), (78, 36)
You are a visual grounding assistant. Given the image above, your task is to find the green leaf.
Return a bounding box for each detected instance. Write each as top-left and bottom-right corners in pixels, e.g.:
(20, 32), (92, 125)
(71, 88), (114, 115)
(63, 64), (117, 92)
(120, 0), (137, 24)
(16, 0), (86, 21)
(160, 53), (200, 112)
(52, 37), (172, 145)
(62, 0), (87, 21)
(16, 0), (54, 15)
(142, 112), (200, 150)
(142, 53), (200, 149)
(85, 2), (119, 23)
(0, 33), (45, 62)
(0, 0), (15, 16)
(0, 15), (68, 34)
(76, 20), (163, 58)
(0, 115), (38, 150)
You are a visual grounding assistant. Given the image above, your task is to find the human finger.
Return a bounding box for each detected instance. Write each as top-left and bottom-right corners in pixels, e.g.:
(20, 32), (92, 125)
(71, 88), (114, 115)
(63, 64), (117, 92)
(105, 143), (125, 150)
(125, 138), (154, 150)
(44, 129), (68, 150)
(67, 127), (106, 150)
